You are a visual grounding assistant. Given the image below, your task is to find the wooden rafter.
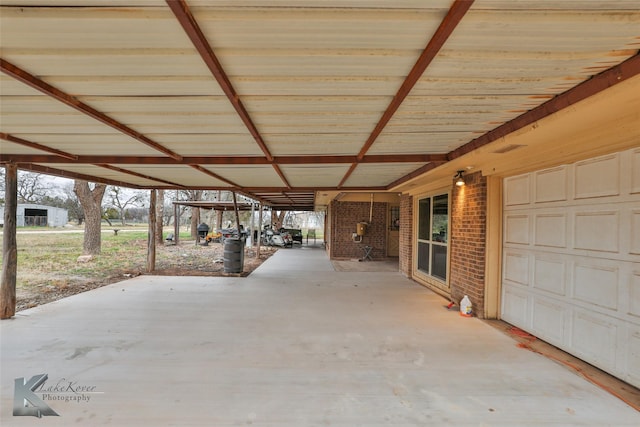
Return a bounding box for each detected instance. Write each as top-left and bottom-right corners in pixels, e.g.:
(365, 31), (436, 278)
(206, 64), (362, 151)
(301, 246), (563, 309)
(337, 0), (474, 188)
(389, 52), (640, 189)
(447, 52), (640, 161)
(17, 163), (146, 188)
(0, 59), (183, 161)
(0, 154), (448, 165)
(189, 164), (240, 188)
(96, 164), (187, 188)
(337, 163), (359, 188)
(167, 0), (288, 191)
(0, 133), (78, 160)
(385, 163), (441, 190)
(272, 164), (291, 189)
(0, 1), (633, 211)
(1, 162), (17, 319)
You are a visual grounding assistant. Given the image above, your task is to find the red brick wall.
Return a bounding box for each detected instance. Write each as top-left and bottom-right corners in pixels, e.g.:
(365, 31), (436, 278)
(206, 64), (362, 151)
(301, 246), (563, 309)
(399, 194), (413, 277)
(330, 201), (387, 259)
(450, 171), (487, 318)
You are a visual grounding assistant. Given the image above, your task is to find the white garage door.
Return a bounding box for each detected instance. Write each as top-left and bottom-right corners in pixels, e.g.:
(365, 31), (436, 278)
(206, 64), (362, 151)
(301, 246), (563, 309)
(501, 148), (640, 388)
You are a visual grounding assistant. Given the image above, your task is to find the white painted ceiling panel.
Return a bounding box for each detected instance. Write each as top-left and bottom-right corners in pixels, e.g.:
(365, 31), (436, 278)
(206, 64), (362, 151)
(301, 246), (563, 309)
(188, 1), (453, 7)
(151, 134), (263, 157)
(1, 112), (116, 130)
(79, 96), (240, 114)
(0, 0), (165, 5)
(0, 8), (190, 49)
(114, 165), (233, 187)
(117, 123), (253, 135)
(192, 8), (447, 50)
(344, 163), (428, 187)
(7, 133), (165, 157)
(242, 96), (390, 114)
(0, 140), (46, 156)
(98, 113), (244, 127)
(446, 10), (640, 52)
(264, 134), (366, 156)
(474, 0), (640, 9)
(201, 165), (283, 187)
(233, 76), (404, 97)
(0, 75), (43, 96)
(411, 76), (568, 96)
(213, 51), (421, 78)
(1, 52), (211, 77)
(38, 163), (168, 187)
(38, 76), (224, 97)
(1, 95), (81, 113)
(370, 132), (472, 155)
(281, 164), (353, 187)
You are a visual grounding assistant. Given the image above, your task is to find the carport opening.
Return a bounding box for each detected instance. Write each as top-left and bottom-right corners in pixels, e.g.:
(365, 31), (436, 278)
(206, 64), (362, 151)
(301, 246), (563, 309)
(24, 208), (48, 227)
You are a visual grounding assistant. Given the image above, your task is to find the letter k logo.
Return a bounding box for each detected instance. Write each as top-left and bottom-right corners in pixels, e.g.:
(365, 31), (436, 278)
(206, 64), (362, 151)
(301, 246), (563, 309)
(13, 374), (59, 417)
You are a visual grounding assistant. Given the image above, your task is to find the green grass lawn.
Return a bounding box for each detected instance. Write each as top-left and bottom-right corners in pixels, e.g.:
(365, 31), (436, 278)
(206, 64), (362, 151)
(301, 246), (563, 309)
(0, 229), (192, 289)
(1, 226), (277, 311)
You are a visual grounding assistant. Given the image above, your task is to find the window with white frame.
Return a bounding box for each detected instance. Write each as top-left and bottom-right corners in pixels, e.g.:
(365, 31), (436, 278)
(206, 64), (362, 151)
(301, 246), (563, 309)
(417, 193), (448, 282)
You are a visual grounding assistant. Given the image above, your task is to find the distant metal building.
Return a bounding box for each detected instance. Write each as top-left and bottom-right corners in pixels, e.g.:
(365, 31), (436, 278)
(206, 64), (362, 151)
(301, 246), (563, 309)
(0, 204), (68, 227)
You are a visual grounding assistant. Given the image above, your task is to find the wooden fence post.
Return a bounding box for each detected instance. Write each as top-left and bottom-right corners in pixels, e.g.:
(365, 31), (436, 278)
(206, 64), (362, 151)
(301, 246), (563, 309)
(1, 163), (18, 319)
(147, 190), (156, 273)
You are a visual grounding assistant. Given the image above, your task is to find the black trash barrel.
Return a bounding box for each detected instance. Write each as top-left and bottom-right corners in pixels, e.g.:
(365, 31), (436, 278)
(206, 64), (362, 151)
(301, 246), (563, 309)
(223, 238), (244, 273)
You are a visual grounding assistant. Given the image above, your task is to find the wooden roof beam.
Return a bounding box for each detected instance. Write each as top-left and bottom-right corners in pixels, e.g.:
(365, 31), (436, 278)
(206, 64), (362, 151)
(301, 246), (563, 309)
(0, 59), (183, 161)
(0, 154), (448, 165)
(16, 163), (146, 189)
(244, 186), (386, 192)
(96, 164), (187, 188)
(389, 52), (640, 189)
(167, 0), (275, 163)
(337, 0), (474, 188)
(272, 164), (291, 189)
(0, 133), (78, 160)
(189, 164), (240, 188)
(447, 52), (640, 160)
(188, 165), (267, 209)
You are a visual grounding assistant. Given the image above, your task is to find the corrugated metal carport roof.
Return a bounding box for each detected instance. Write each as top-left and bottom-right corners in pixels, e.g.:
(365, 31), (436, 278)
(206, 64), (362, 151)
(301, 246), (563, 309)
(1, 0), (639, 209)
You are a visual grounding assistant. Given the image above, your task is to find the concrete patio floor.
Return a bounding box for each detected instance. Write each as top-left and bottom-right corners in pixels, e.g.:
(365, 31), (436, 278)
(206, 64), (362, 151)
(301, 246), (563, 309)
(1, 246), (638, 426)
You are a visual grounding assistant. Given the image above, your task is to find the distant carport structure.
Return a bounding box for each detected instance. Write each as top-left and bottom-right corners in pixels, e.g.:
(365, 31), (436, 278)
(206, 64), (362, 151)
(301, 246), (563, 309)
(171, 195), (315, 252)
(171, 198), (259, 246)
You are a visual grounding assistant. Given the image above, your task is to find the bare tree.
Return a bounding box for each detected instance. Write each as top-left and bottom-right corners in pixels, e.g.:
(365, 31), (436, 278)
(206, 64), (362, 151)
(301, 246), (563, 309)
(74, 180), (107, 255)
(181, 190), (203, 238)
(62, 182), (84, 224)
(272, 211), (287, 229)
(108, 186), (144, 226)
(13, 171), (51, 203)
(308, 211), (325, 229)
(163, 199), (174, 226)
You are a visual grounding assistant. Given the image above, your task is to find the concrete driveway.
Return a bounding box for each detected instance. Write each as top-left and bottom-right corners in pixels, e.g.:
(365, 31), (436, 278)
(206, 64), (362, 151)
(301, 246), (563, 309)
(1, 246), (638, 425)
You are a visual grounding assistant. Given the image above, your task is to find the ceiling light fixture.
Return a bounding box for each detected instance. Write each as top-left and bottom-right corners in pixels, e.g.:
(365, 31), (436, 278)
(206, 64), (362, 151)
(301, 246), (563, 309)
(454, 170), (465, 187)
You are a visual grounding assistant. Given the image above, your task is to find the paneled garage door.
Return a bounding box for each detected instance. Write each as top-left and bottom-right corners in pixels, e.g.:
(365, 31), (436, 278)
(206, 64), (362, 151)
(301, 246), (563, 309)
(501, 148), (640, 387)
